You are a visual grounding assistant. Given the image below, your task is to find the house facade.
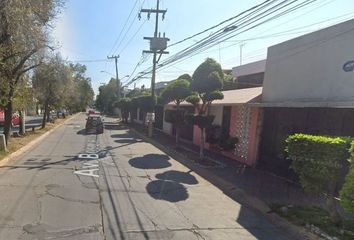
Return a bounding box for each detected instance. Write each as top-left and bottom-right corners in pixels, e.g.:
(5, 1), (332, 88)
(163, 87), (263, 166)
(255, 19), (354, 177)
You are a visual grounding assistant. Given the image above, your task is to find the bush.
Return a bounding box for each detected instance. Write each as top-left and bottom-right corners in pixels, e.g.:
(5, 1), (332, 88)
(185, 114), (214, 129)
(340, 141), (354, 213)
(206, 124), (222, 144)
(220, 137), (239, 151)
(286, 134), (351, 193)
(286, 134), (353, 223)
(164, 109), (185, 126)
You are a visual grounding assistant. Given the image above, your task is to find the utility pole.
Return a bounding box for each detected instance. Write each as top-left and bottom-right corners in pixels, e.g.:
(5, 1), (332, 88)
(107, 55), (120, 101)
(140, 0), (169, 137)
(239, 42), (245, 66)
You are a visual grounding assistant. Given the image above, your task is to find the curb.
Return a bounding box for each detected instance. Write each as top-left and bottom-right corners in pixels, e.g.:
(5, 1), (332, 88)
(129, 126), (321, 240)
(0, 113), (79, 167)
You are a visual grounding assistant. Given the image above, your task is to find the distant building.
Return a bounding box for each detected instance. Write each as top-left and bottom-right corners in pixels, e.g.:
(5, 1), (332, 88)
(232, 60), (266, 89)
(155, 81), (171, 90)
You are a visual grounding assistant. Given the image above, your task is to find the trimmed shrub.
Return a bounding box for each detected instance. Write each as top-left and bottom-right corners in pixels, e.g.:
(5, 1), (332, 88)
(286, 133), (352, 223)
(286, 134), (351, 193)
(220, 137), (239, 151)
(206, 124), (222, 144)
(164, 109), (185, 126)
(185, 114), (215, 129)
(340, 141), (354, 213)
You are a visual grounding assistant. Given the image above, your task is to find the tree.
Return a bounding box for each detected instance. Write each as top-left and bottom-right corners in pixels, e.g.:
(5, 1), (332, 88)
(95, 78), (119, 114)
(286, 134), (352, 225)
(65, 63), (94, 112)
(32, 54), (71, 128)
(0, 0), (63, 143)
(116, 98), (131, 123)
(223, 74), (237, 90)
(186, 58), (224, 160)
(13, 74), (34, 134)
(161, 79), (191, 145)
(177, 73), (193, 82)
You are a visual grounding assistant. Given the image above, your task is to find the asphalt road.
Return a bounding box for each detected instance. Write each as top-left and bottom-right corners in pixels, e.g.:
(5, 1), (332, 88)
(0, 114), (296, 240)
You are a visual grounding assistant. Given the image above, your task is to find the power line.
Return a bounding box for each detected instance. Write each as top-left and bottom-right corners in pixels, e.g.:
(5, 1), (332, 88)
(119, 19), (147, 55)
(158, 0), (318, 70)
(157, 0), (306, 70)
(167, 0), (276, 48)
(126, 0), (321, 86)
(108, 0), (140, 55)
(68, 59), (110, 63)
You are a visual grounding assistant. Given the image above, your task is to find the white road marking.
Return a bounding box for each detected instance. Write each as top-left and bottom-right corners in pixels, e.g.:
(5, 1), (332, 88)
(78, 154), (99, 159)
(82, 163), (99, 168)
(74, 169), (99, 178)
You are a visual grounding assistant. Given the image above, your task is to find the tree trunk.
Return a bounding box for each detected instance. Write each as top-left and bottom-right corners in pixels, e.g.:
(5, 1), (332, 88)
(19, 110), (25, 135)
(175, 126), (179, 146)
(3, 101), (13, 145)
(42, 101), (49, 129)
(36, 104), (39, 115)
(46, 109), (50, 123)
(199, 127), (205, 160)
(327, 181), (342, 225)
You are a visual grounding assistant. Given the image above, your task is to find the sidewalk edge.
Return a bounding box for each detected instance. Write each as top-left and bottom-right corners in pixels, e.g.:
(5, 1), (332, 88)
(0, 113), (79, 167)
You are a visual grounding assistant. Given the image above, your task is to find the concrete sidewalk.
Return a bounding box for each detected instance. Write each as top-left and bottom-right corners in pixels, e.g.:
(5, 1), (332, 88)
(128, 123), (324, 239)
(131, 124), (323, 207)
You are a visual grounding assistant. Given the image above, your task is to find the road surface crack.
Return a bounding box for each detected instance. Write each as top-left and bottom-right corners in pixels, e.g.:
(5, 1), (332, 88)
(45, 190), (99, 204)
(22, 223), (101, 239)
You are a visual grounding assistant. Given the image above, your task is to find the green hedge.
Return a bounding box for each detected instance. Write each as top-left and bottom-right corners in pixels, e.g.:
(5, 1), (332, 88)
(286, 134), (352, 194)
(340, 142), (354, 213)
(164, 109), (185, 125)
(185, 114), (215, 129)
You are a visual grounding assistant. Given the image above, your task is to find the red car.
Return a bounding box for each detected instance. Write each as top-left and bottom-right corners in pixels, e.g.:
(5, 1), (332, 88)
(0, 111), (20, 127)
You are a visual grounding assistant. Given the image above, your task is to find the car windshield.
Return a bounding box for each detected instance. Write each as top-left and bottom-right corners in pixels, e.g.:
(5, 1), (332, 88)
(1, 1), (354, 240)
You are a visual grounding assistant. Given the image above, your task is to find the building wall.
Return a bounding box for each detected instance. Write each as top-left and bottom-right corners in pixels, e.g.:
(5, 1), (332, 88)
(162, 105), (173, 135)
(209, 106), (223, 125)
(236, 72), (264, 89)
(192, 105), (261, 166)
(259, 107), (354, 180)
(229, 106), (260, 166)
(133, 108), (144, 124)
(263, 19), (354, 103)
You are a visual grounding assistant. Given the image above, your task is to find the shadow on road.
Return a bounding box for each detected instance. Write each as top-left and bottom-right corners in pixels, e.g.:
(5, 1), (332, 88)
(155, 170), (198, 185)
(104, 124), (126, 130)
(129, 154), (171, 169)
(114, 139), (140, 144)
(111, 133), (132, 139)
(236, 205), (291, 240)
(146, 180), (188, 202)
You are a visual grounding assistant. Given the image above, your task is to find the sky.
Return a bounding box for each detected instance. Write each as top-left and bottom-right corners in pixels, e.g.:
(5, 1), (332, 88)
(52, 0), (354, 94)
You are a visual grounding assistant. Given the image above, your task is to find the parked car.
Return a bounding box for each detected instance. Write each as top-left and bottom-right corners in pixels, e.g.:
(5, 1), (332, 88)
(0, 111), (20, 127)
(87, 109), (100, 116)
(85, 115), (104, 134)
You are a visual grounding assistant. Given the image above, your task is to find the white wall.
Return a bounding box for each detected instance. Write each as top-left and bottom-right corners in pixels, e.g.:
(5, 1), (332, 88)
(162, 105), (173, 135)
(263, 19), (354, 103)
(134, 108), (143, 124)
(209, 106), (223, 126)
